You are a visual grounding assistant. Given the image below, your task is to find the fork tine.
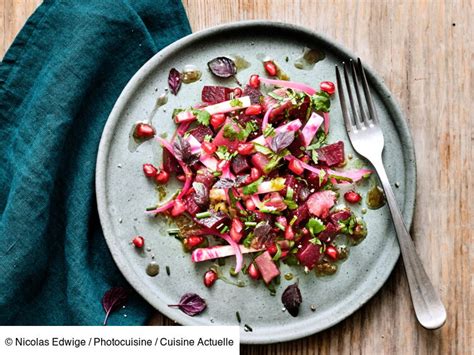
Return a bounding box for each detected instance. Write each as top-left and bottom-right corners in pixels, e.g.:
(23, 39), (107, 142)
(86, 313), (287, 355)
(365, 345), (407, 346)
(342, 62), (362, 130)
(350, 59), (369, 127)
(335, 66), (353, 133)
(357, 58), (379, 124)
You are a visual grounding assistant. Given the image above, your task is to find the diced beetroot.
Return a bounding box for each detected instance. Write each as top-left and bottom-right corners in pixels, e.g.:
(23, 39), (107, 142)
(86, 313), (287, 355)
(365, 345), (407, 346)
(251, 153), (271, 173)
(329, 209), (352, 225)
(184, 193), (201, 215)
(213, 119), (241, 151)
(231, 155), (250, 175)
(288, 95), (310, 121)
(292, 203), (309, 227)
(195, 169), (216, 188)
(201, 86), (232, 104)
(254, 251), (280, 284)
(287, 131), (307, 158)
(306, 169), (328, 190)
(296, 236), (323, 270)
(317, 141), (345, 167)
(318, 222), (339, 243)
(306, 190), (337, 219)
(243, 85), (263, 104)
(194, 211), (229, 229)
(190, 125), (213, 143)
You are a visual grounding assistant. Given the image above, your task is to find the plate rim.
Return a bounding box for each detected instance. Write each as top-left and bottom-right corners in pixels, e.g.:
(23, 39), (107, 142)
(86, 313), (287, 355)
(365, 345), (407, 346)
(96, 20), (417, 344)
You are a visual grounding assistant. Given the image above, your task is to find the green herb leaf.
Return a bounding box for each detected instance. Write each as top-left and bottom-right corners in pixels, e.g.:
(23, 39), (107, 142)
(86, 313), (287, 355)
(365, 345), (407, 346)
(242, 177), (264, 195)
(284, 199), (298, 210)
(310, 91), (331, 112)
(194, 110), (211, 126)
(306, 217), (326, 236)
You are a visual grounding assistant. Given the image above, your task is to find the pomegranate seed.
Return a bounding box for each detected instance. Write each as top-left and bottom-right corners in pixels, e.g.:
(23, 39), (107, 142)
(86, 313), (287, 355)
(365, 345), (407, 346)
(171, 199), (186, 216)
(249, 74), (260, 88)
(320, 81), (336, 95)
(248, 263), (260, 280)
(250, 167), (261, 181)
(267, 244), (277, 256)
(132, 236), (144, 248)
(217, 159), (230, 171)
(245, 198), (256, 210)
(133, 123), (155, 139)
(263, 61), (277, 76)
(301, 227), (309, 236)
(244, 104), (263, 116)
(344, 191), (362, 203)
(204, 270), (218, 287)
(325, 245), (339, 260)
(154, 170), (169, 184)
(285, 225), (295, 240)
(237, 142), (255, 156)
(142, 164), (158, 178)
(184, 235), (204, 250)
(176, 174), (186, 182)
(202, 141), (216, 155)
(233, 87), (242, 98)
(289, 159), (304, 175)
(210, 113), (226, 129)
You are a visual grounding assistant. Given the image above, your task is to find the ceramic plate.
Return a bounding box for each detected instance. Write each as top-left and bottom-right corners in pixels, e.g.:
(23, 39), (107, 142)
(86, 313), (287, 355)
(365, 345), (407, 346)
(96, 21), (416, 344)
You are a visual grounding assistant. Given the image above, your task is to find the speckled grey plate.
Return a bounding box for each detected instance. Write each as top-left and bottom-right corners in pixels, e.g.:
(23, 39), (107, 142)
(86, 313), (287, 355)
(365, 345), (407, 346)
(96, 21), (416, 344)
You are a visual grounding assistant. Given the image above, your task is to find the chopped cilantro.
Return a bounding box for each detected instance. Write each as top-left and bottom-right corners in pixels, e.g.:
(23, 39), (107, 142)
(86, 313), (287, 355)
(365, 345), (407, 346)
(215, 145), (236, 160)
(310, 91), (331, 112)
(223, 124), (239, 141)
(194, 109), (211, 126)
(307, 217), (326, 236)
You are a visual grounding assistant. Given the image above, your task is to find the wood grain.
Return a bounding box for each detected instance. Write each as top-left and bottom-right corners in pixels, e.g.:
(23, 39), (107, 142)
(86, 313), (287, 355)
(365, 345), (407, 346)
(2, 1), (472, 354)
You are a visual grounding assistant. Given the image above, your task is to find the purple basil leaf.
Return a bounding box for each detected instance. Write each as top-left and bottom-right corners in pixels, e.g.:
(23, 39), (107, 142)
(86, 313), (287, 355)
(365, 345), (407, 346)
(173, 136), (198, 165)
(207, 57), (237, 78)
(243, 85), (263, 104)
(168, 68), (182, 95)
(234, 175), (249, 187)
(213, 175), (249, 189)
(269, 131), (295, 153)
(281, 283), (302, 317)
(213, 178), (235, 189)
(168, 293), (207, 316)
(192, 182), (209, 207)
(253, 221), (275, 247)
(102, 287), (129, 325)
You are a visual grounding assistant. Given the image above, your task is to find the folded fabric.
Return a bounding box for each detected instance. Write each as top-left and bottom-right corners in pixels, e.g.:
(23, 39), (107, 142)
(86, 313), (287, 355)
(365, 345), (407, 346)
(0, 0), (191, 325)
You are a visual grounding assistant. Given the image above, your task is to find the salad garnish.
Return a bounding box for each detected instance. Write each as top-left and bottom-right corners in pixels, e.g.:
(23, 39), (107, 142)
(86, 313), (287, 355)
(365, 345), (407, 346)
(140, 63), (373, 317)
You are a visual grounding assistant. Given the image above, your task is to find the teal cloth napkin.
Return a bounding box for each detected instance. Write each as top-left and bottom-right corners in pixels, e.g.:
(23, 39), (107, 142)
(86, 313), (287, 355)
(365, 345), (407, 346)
(0, 0), (191, 325)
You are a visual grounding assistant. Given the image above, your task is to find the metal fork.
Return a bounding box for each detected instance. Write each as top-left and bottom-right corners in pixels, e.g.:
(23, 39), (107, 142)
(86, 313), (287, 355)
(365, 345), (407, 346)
(335, 59), (446, 329)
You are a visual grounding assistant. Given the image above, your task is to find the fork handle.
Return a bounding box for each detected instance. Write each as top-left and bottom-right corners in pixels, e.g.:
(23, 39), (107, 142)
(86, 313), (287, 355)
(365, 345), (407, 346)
(371, 155), (446, 329)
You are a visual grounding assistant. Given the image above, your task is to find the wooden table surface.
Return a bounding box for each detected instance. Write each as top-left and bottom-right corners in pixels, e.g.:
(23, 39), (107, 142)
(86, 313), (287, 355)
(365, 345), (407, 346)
(1, 1), (472, 354)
